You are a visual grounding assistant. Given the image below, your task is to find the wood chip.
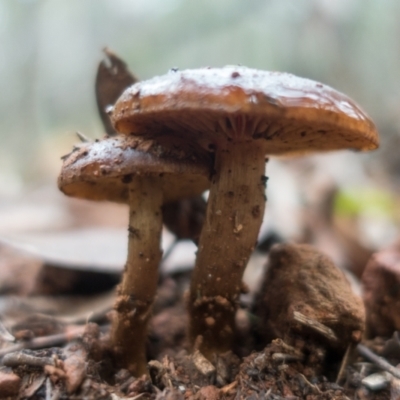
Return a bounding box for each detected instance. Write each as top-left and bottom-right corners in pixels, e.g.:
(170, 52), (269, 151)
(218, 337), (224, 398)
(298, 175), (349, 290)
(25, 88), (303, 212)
(192, 350), (215, 377)
(362, 372), (391, 391)
(293, 311), (339, 343)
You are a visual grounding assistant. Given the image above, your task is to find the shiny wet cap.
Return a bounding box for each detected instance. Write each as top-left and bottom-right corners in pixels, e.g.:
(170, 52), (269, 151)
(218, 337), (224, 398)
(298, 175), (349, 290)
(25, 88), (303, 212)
(58, 135), (211, 203)
(112, 66), (379, 155)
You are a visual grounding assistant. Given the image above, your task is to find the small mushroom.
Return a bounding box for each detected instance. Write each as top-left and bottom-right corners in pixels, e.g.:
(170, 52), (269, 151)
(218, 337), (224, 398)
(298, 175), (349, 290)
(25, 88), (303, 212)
(95, 49), (207, 243)
(111, 66), (379, 356)
(58, 135), (211, 375)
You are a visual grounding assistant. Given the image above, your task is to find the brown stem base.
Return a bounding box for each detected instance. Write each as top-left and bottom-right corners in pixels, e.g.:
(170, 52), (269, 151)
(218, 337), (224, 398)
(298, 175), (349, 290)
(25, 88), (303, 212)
(111, 177), (163, 376)
(188, 140), (267, 357)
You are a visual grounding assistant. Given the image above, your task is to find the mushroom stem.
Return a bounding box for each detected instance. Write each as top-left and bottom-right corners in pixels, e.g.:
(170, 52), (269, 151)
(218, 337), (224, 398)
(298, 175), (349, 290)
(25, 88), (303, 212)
(189, 140), (267, 356)
(111, 176), (163, 376)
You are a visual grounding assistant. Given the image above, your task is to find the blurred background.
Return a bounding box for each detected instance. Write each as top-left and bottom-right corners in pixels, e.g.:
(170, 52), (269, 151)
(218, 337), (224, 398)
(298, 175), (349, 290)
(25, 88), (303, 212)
(0, 0), (400, 284)
(1, 0), (399, 185)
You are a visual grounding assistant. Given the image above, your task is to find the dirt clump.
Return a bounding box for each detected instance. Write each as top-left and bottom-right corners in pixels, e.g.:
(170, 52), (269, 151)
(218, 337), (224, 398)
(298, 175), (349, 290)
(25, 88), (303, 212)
(253, 243), (365, 357)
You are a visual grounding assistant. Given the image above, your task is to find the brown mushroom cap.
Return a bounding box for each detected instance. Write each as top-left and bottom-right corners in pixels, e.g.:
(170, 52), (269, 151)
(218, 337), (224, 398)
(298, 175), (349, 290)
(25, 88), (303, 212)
(58, 136), (211, 203)
(112, 66), (379, 154)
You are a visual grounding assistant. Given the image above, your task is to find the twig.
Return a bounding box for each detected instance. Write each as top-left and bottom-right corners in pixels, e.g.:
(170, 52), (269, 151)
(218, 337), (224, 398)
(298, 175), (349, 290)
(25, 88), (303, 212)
(46, 377), (52, 400)
(336, 343), (353, 384)
(131, 394), (150, 400)
(0, 317), (15, 342)
(271, 353), (304, 363)
(0, 330), (81, 358)
(70, 306), (112, 326)
(3, 352), (55, 368)
(293, 311), (339, 343)
(162, 238), (178, 262)
(76, 131), (91, 143)
(220, 381), (237, 395)
(357, 343), (400, 379)
(0, 324), (109, 359)
(297, 373), (322, 394)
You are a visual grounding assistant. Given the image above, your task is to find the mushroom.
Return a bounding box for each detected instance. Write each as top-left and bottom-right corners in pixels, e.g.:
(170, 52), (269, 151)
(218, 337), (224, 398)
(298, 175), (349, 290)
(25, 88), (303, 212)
(95, 50), (207, 244)
(58, 135), (211, 375)
(111, 66), (379, 357)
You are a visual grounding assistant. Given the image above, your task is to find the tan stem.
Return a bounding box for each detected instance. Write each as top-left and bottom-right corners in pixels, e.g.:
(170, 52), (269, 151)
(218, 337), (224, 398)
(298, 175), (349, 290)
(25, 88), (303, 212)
(111, 176), (163, 376)
(189, 140), (266, 356)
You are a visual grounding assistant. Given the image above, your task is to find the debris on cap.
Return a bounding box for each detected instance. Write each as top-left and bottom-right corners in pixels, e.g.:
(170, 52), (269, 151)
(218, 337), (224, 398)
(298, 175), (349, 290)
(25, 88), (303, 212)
(58, 135), (211, 204)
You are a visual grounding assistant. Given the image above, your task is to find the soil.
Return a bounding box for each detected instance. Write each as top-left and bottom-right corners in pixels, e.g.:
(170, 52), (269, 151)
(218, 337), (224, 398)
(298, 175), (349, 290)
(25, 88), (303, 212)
(0, 262), (395, 400)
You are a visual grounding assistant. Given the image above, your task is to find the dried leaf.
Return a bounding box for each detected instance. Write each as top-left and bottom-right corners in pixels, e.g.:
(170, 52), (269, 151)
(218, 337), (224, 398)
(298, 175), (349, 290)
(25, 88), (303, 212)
(95, 48), (138, 136)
